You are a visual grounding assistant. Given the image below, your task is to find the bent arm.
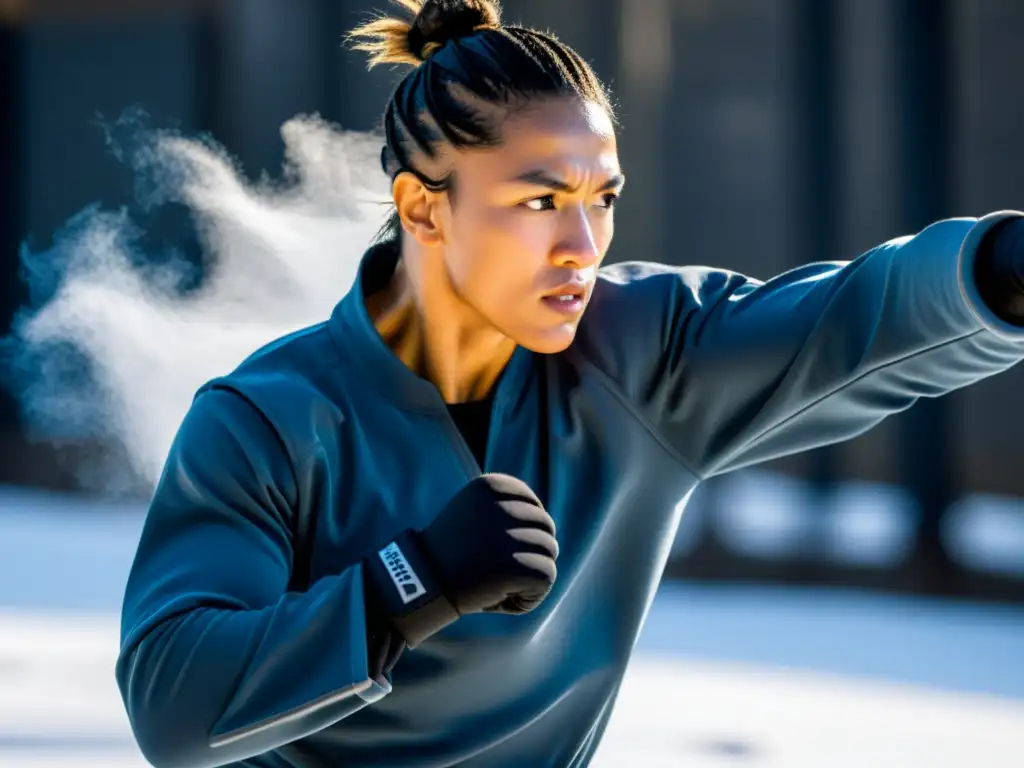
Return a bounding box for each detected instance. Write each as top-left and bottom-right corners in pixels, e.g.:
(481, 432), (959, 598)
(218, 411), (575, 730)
(116, 388), (384, 768)
(596, 212), (1024, 478)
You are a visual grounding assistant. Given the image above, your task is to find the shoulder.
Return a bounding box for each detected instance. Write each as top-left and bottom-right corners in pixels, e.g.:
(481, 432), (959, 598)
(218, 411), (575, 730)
(165, 384), (301, 507)
(585, 260), (752, 332)
(591, 259), (754, 305)
(572, 261), (752, 387)
(191, 321), (357, 462)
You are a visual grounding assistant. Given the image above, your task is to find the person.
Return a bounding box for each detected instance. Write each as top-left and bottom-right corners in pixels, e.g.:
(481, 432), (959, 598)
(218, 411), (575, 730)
(115, 1), (1024, 766)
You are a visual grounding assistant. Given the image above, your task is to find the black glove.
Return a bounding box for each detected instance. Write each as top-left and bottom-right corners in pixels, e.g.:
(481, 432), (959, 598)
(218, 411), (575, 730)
(363, 473), (559, 649)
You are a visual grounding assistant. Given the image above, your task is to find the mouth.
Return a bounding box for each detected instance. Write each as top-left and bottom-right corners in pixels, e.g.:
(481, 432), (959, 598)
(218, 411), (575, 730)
(541, 284), (589, 316)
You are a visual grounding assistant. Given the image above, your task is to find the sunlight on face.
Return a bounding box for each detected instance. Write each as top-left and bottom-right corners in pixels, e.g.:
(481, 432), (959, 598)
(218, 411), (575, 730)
(440, 98), (623, 354)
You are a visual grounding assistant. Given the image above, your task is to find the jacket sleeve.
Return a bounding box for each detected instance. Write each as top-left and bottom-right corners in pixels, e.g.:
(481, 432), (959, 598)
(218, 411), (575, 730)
(116, 387), (386, 768)
(589, 211), (1024, 479)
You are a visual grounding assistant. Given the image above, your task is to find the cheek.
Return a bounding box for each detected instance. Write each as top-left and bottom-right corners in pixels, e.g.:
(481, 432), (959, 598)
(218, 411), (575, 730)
(481, 205), (556, 252)
(450, 206), (554, 284)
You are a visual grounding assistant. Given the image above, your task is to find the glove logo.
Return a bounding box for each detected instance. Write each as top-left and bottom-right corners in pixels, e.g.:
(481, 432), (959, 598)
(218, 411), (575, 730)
(378, 542), (427, 603)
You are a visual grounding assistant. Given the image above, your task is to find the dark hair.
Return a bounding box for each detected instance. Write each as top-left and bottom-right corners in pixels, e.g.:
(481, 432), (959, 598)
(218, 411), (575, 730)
(346, 0), (614, 243)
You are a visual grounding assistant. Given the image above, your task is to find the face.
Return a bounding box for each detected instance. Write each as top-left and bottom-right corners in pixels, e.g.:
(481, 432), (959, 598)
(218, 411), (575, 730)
(420, 97), (623, 354)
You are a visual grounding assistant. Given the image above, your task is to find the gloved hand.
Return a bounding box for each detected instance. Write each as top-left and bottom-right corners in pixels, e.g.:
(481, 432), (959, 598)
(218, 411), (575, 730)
(363, 473), (558, 649)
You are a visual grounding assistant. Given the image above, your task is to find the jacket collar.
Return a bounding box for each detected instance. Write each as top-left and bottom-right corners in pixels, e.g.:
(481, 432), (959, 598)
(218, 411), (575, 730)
(328, 240), (533, 414)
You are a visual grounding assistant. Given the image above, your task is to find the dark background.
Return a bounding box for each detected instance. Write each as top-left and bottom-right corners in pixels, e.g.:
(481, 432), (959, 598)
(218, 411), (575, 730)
(1, 0), (1022, 602)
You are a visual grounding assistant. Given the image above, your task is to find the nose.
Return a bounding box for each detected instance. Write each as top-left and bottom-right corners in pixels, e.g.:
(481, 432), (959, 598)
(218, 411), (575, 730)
(551, 206), (600, 270)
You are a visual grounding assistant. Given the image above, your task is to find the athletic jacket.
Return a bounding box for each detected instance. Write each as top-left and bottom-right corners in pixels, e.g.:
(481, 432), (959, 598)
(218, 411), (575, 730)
(116, 212), (1024, 768)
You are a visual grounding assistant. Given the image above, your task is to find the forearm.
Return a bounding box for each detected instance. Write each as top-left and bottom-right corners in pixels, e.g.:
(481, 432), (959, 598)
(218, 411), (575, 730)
(636, 213), (1024, 477)
(118, 567), (384, 768)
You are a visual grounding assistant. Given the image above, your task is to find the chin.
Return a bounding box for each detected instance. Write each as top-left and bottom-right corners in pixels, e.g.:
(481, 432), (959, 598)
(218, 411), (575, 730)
(515, 323), (581, 355)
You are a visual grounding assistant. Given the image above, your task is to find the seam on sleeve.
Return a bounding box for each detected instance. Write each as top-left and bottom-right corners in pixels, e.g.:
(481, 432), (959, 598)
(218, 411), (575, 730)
(708, 327), (986, 475)
(201, 384), (306, 569)
(203, 384), (305, 487)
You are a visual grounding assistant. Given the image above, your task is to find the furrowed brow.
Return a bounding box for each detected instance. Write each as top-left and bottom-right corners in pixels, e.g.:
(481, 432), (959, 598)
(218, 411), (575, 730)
(510, 170), (626, 193)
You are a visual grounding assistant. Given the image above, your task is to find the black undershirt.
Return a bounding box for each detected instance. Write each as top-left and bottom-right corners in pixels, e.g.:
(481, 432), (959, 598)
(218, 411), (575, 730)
(446, 392), (496, 468)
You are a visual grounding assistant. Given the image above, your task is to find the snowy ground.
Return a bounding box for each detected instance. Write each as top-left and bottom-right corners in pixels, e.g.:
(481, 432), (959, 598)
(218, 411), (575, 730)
(1, 483), (1022, 767)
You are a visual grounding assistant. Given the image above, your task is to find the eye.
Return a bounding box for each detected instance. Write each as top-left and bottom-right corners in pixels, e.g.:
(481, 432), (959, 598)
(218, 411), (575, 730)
(598, 193), (619, 210)
(522, 195), (557, 211)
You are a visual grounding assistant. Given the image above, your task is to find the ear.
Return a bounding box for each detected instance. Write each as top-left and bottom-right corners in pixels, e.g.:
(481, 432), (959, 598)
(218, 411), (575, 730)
(392, 173), (445, 248)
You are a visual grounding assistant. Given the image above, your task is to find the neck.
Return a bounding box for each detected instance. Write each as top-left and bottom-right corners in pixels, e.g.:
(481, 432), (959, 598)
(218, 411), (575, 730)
(365, 244), (516, 404)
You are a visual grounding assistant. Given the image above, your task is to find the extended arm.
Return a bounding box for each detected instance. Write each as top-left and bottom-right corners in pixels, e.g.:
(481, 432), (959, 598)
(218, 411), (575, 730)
(591, 212), (1024, 478)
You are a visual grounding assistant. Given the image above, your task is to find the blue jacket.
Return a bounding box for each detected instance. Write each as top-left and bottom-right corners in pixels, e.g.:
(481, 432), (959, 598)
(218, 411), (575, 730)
(116, 212), (1024, 767)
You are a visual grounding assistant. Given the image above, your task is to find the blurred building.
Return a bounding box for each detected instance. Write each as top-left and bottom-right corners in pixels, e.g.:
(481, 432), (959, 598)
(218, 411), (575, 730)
(1, 0), (1022, 599)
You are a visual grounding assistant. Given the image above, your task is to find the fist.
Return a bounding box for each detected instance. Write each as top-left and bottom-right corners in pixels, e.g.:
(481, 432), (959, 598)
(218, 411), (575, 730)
(417, 473), (559, 615)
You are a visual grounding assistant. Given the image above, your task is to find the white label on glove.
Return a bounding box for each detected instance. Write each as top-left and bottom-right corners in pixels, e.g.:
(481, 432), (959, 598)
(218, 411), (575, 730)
(378, 542), (427, 604)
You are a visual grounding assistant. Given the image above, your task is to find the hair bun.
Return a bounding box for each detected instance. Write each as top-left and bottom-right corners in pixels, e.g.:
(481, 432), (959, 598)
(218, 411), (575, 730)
(408, 0), (502, 61)
(346, 0), (502, 70)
